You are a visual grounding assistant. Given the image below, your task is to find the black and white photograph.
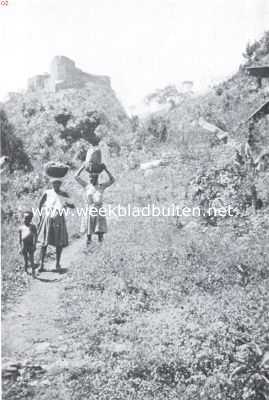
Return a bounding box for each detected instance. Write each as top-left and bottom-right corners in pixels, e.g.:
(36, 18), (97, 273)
(1, 1), (269, 399)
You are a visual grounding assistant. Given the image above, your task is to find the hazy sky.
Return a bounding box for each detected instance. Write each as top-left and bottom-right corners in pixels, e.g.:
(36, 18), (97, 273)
(0, 0), (268, 107)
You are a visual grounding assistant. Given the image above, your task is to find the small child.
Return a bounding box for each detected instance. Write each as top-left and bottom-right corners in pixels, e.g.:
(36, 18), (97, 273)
(19, 211), (37, 277)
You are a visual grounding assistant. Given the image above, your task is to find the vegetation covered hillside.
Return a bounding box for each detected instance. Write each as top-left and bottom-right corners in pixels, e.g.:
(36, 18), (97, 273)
(134, 32), (269, 218)
(140, 32), (269, 141)
(1, 66), (131, 306)
(2, 35), (269, 400)
(3, 82), (130, 165)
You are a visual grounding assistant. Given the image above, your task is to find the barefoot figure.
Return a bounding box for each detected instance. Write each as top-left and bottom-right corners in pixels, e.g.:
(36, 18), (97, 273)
(19, 211), (37, 277)
(37, 178), (75, 272)
(75, 164), (115, 246)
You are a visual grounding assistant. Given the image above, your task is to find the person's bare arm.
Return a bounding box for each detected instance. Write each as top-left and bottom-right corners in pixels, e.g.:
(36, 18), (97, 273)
(74, 164), (87, 188)
(75, 163), (85, 176)
(61, 192), (75, 209)
(101, 165), (115, 189)
(38, 192), (47, 212)
(19, 228), (23, 254)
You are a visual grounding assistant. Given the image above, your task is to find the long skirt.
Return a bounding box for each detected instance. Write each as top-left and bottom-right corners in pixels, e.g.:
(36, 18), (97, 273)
(38, 213), (68, 248)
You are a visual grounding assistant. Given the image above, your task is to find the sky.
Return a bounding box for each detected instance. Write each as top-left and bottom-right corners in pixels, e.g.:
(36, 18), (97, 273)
(0, 0), (269, 108)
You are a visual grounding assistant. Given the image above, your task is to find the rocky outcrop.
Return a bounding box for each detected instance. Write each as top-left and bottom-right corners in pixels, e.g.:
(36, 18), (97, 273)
(27, 56), (111, 92)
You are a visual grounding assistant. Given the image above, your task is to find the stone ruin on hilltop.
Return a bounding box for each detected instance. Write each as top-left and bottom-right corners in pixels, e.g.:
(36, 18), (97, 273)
(27, 56), (111, 92)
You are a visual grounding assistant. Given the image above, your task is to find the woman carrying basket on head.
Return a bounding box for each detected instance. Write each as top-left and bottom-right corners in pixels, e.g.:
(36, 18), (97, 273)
(37, 164), (75, 273)
(75, 162), (115, 247)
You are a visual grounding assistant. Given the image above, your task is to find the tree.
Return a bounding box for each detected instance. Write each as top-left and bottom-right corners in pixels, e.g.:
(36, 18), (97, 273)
(145, 85), (182, 106)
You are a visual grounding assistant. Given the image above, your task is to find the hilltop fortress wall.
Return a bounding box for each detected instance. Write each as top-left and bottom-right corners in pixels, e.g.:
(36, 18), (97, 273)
(27, 56), (111, 92)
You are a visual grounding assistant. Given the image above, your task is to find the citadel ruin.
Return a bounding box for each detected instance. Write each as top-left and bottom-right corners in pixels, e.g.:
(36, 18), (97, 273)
(27, 56), (111, 92)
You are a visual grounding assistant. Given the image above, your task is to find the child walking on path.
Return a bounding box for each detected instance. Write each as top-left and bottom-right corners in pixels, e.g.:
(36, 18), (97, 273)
(75, 164), (115, 246)
(19, 211), (37, 277)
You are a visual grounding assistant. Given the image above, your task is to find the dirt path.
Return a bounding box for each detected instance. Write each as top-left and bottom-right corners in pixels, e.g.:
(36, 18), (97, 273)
(2, 238), (84, 365)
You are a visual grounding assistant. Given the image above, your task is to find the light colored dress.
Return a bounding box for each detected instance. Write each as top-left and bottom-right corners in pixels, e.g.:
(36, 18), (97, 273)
(37, 189), (69, 247)
(80, 183), (108, 235)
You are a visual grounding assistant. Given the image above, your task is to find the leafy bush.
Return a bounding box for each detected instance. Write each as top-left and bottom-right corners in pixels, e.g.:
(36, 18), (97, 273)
(243, 30), (269, 62)
(135, 115), (169, 148)
(145, 85), (182, 106)
(60, 111), (106, 145)
(0, 109), (32, 171)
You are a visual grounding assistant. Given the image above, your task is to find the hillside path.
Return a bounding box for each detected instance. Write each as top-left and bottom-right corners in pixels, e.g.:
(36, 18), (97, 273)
(2, 238), (84, 364)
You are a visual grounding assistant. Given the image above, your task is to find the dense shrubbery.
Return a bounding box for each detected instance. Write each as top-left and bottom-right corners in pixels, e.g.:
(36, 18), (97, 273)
(0, 110), (32, 171)
(59, 111), (107, 145)
(57, 211), (268, 400)
(133, 115), (169, 150)
(3, 84), (130, 165)
(243, 31), (269, 63)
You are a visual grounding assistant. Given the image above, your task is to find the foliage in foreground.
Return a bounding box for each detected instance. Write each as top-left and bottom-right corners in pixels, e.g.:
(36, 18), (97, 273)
(56, 213), (269, 400)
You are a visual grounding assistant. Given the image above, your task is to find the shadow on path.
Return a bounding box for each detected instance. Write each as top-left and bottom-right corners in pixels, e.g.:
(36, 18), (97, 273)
(34, 276), (60, 283)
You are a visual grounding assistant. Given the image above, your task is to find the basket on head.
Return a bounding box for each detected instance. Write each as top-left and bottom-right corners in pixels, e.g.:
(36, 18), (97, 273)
(84, 144), (103, 175)
(45, 162), (69, 179)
